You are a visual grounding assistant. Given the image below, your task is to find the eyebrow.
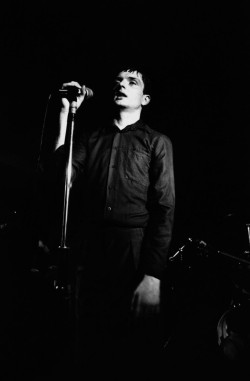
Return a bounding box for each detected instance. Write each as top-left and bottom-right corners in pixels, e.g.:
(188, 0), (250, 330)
(115, 76), (141, 83)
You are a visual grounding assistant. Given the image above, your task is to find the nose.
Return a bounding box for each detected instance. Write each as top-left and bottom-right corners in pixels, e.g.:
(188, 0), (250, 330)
(117, 79), (126, 90)
(120, 79), (126, 86)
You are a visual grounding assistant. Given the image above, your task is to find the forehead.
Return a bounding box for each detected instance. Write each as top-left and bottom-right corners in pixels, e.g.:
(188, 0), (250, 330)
(116, 70), (144, 84)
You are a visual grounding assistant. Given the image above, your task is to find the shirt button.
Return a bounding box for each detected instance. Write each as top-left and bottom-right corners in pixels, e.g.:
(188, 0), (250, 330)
(107, 206), (112, 212)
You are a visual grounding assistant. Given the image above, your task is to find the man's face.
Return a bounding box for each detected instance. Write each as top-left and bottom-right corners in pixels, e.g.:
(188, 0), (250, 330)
(113, 71), (150, 110)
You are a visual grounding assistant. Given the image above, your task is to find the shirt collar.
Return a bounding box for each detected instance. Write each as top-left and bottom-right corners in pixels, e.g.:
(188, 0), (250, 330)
(109, 119), (151, 133)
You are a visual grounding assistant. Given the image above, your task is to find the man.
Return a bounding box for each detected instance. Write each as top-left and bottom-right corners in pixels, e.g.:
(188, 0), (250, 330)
(42, 65), (175, 378)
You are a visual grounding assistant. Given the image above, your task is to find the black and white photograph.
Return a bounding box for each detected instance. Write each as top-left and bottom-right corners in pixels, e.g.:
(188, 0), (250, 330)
(1, 2), (250, 379)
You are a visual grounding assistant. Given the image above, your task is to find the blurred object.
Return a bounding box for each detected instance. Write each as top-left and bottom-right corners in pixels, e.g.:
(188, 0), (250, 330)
(217, 302), (250, 363)
(164, 236), (234, 370)
(167, 236), (233, 309)
(207, 212), (250, 257)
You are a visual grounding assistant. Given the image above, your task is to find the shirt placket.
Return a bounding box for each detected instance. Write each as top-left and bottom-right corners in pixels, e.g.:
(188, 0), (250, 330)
(104, 131), (121, 218)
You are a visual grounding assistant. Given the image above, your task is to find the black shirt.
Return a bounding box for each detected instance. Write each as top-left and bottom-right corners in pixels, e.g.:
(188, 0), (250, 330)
(68, 119), (175, 278)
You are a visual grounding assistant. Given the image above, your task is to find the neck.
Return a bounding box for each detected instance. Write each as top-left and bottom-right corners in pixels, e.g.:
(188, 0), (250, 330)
(113, 108), (141, 130)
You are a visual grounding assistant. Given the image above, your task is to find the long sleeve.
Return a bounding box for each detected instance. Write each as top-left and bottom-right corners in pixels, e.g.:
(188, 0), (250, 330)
(142, 134), (175, 279)
(35, 132), (87, 247)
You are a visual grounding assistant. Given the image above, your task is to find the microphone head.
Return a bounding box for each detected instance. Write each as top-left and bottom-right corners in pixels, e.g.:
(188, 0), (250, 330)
(85, 87), (94, 98)
(58, 86), (94, 99)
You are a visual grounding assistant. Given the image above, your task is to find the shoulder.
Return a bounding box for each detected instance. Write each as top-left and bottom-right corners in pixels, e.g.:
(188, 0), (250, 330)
(143, 123), (173, 154)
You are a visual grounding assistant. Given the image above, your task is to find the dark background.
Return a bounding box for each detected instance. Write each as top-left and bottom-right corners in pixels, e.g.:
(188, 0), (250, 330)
(1, 1), (250, 377)
(1, 1), (250, 253)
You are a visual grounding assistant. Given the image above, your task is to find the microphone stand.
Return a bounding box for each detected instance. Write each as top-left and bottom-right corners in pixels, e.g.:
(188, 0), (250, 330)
(53, 94), (79, 303)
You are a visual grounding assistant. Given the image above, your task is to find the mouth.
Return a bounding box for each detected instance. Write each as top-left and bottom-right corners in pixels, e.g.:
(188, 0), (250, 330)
(115, 91), (127, 98)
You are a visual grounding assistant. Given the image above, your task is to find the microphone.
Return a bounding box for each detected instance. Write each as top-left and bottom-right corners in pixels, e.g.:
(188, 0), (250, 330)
(58, 86), (94, 99)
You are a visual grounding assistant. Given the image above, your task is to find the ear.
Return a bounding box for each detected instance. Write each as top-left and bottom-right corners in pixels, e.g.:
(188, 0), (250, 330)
(142, 94), (151, 106)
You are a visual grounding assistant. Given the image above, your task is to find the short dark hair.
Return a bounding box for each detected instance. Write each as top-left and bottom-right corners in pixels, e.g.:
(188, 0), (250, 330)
(110, 63), (154, 96)
(118, 67), (153, 95)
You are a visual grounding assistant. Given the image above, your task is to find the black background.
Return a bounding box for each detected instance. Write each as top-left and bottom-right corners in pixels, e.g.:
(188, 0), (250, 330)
(1, 1), (250, 254)
(2, 1), (250, 378)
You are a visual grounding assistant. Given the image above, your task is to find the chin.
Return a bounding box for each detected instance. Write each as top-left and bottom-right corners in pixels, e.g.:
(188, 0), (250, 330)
(115, 100), (128, 107)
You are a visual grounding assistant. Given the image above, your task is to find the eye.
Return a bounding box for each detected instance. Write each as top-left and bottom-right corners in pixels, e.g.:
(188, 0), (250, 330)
(129, 80), (137, 85)
(113, 80), (120, 88)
